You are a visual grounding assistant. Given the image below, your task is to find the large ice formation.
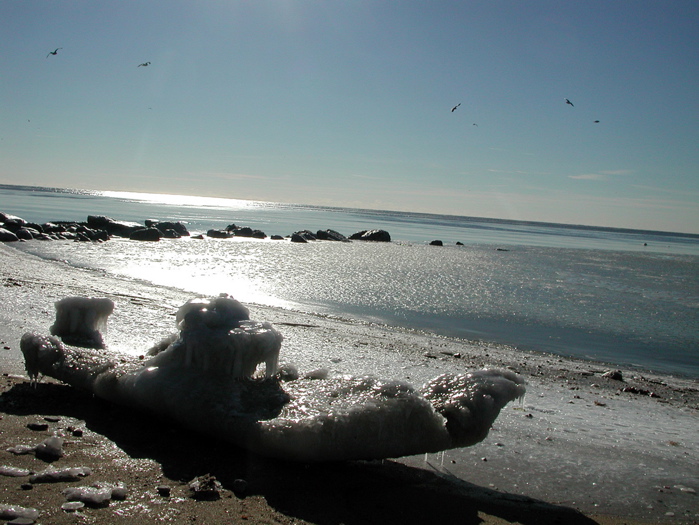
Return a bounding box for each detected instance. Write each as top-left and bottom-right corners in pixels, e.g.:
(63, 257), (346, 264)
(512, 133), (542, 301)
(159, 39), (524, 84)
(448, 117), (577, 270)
(20, 295), (525, 462)
(50, 296), (114, 348)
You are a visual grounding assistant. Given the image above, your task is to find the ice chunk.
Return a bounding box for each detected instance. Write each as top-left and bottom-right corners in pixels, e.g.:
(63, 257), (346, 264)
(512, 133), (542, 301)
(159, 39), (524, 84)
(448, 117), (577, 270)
(51, 296), (114, 348)
(34, 436), (64, 460)
(0, 466), (32, 477)
(0, 504), (40, 520)
(6, 436), (64, 460)
(148, 296), (282, 378)
(30, 466), (92, 483)
(63, 486), (112, 506)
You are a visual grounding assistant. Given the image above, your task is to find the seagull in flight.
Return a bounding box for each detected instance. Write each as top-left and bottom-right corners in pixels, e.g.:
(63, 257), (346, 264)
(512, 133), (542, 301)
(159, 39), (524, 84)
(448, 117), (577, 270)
(594, 120), (600, 123)
(451, 103), (461, 112)
(565, 98), (574, 107)
(46, 48), (62, 58)
(138, 61), (151, 67)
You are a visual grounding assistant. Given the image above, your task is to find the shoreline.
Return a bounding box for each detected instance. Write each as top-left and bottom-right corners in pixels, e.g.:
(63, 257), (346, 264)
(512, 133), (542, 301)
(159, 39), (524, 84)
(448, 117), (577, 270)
(1, 243), (697, 524)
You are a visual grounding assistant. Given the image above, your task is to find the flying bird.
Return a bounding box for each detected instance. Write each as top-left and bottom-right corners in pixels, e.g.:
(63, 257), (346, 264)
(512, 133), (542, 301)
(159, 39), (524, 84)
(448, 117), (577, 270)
(138, 62), (151, 67)
(565, 98), (574, 107)
(473, 123), (478, 127)
(594, 120), (600, 123)
(46, 48), (62, 58)
(451, 103), (461, 112)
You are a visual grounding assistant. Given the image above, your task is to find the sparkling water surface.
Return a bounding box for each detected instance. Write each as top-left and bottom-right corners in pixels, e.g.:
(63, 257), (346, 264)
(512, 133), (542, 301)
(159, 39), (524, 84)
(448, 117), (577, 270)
(2, 185), (698, 377)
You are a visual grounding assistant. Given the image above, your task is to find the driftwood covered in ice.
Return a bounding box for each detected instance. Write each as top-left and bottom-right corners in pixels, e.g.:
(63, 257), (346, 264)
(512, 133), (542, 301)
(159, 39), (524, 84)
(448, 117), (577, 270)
(20, 295), (525, 462)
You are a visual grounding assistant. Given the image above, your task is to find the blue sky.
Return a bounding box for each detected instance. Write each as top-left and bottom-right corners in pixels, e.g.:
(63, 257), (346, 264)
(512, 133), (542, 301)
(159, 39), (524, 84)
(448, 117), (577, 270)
(1, 1), (698, 233)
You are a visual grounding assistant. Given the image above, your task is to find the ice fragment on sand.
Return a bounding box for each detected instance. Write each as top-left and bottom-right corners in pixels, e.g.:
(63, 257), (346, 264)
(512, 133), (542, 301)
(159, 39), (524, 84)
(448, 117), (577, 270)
(61, 501), (85, 512)
(30, 466), (92, 483)
(50, 296), (114, 348)
(33, 436), (64, 460)
(0, 504), (40, 520)
(63, 486), (112, 506)
(6, 436), (64, 460)
(0, 466), (32, 477)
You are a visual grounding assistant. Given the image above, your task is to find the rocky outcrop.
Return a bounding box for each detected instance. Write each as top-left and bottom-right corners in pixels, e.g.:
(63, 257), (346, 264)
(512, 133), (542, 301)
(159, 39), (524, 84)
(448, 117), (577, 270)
(430, 240), (443, 246)
(349, 229), (391, 242)
(130, 227), (162, 242)
(87, 216), (142, 237)
(290, 230), (319, 243)
(225, 225), (267, 239)
(316, 229), (349, 242)
(145, 220), (190, 237)
(206, 229), (234, 239)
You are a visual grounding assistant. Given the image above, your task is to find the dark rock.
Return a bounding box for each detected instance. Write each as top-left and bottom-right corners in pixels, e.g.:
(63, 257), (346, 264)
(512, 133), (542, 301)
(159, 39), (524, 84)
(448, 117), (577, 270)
(25, 222), (44, 233)
(232, 478), (248, 495)
(316, 229), (348, 242)
(2, 217), (27, 232)
(156, 485), (172, 497)
(349, 229), (391, 242)
(0, 212), (23, 223)
(160, 229), (181, 239)
(291, 230), (316, 243)
(130, 227), (162, 242)
(251, 230), (267, 239)
(0, 228), (19, 242)
(15, 227), (38, 241)
(233, 226), (253, 237)
(87, 215), (142, 237)
(150, 221), (190, 236)
(270, 235), (285, 240)
(456, 241), (464, 246)
(42, 222), (67, 233)
(206, 229), (234, 239)
(430, 240), (443, 246)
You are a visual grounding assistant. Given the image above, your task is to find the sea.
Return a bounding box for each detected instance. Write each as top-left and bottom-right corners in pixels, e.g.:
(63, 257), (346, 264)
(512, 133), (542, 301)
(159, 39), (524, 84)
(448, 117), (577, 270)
(2, 184), (698, 378)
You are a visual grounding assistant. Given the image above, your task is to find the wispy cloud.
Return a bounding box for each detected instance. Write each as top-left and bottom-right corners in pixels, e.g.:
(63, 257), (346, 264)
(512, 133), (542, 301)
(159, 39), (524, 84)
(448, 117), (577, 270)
(569, 173), (607, 180)
(569, 169), (635, 181)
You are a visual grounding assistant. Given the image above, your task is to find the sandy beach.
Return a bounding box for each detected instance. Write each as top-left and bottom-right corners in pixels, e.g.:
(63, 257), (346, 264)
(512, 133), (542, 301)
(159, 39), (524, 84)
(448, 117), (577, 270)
(0, 242), (697, 524)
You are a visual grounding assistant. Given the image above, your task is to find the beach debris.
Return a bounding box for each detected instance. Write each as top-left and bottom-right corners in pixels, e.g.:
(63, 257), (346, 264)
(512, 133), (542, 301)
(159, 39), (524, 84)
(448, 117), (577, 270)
(0, 504), (40, 522)
(189, 474), (222, 500)
(602, 369), (624, 381)
(620, 386), (661, 398)
(46, 48), (62, 58)
(29, 466), (92, 484)
(0, 466), (32, 477)
(6, 436), (64, 461)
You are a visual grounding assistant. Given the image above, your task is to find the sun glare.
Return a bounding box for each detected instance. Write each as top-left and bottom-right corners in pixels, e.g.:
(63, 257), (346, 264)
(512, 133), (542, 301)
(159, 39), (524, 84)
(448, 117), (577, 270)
(99, 190), (263, 210)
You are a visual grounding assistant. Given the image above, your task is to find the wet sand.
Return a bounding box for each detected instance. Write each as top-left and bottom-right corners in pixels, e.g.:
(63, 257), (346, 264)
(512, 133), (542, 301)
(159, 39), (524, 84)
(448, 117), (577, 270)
(1, 243), (697, 524)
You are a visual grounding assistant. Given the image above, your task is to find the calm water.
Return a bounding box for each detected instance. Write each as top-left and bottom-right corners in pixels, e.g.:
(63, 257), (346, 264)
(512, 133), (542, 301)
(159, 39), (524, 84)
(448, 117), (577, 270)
(2, 184), (698, 377)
